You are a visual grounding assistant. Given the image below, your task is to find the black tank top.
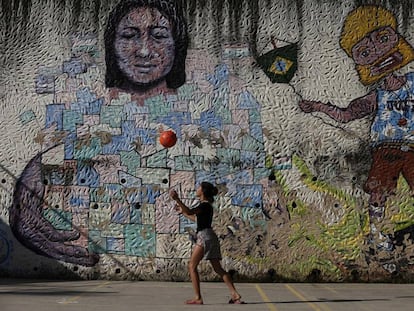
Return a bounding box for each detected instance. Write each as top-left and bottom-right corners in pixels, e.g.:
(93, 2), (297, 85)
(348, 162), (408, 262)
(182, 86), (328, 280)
(196, 202), (213, 232)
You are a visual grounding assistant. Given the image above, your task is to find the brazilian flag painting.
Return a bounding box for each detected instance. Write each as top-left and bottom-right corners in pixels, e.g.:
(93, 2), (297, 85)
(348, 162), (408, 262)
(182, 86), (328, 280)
(256, 43), (298, 84)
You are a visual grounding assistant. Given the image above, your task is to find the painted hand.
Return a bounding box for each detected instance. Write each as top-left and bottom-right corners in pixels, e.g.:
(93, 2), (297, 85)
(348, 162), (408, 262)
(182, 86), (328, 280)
(9, 150), (99, 267)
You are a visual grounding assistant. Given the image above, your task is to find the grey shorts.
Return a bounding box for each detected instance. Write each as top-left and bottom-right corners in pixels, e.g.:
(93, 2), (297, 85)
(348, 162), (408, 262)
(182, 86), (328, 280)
(195, 228), (222, 260)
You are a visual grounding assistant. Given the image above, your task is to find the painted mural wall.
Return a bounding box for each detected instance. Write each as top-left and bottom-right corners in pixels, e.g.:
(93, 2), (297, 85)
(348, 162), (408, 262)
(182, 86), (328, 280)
(2, 0), (414, 282)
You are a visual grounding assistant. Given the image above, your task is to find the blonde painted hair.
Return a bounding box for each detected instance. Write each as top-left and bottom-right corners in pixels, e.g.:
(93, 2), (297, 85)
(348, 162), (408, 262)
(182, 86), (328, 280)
(340, 5), (397, 57)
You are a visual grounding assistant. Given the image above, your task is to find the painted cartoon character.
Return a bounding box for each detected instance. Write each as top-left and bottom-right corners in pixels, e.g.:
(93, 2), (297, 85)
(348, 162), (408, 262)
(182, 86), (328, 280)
(299, 5), (414, 222)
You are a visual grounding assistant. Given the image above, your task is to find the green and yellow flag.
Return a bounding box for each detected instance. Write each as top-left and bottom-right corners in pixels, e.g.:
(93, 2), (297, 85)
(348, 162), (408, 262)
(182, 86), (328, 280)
(257, 43), (298, 84)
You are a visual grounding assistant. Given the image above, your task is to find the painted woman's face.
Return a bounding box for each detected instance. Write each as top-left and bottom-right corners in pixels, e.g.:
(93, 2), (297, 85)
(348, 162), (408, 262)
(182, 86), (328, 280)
(114, 6), (175, 86)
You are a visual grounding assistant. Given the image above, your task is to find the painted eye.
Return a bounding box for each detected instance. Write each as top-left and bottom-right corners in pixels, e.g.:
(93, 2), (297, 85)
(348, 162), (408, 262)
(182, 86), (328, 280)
(119, 32), (137, 39)
(380, 34), (389, 43)
(120, 34), (134, 39)
(360, 49), (370, 58)
(118, 28), (140, 40)
(151, 28), (170, 40)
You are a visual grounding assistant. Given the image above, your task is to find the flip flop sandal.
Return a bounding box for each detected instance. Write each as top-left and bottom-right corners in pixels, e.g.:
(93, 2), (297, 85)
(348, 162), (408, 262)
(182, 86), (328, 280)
(229, 298), (246, 304)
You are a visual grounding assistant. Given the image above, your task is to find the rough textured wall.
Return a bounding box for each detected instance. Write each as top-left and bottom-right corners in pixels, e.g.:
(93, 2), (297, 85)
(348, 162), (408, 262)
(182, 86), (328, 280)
(1, 0), (414, 282)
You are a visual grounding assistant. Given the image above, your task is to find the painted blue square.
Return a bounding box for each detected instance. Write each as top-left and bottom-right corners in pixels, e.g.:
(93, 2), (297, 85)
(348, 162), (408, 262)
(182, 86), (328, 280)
(63, 110), (83, 132)
(200, 110), (222, 131)
(231, 184), (263, 208)
(240, 150), (266, 169)
(123, 101), (149, 120)
(73, 137), (102, 160)
(49, 169), (65, 185)
(237, 90), (260, 109)
(250, 123), (264, 143)
(206, 63), (229, 87)
(107, 237), (125, 254)
(88, 230), (107, 254)
(35, 74), (55, 94)
(124, 224), (155, 257)
(233, 170), (253, 184)
(87, 98), (103, 114)
(112, 205), (130, 224)
(121, 121), (156, 145)
(70, 101), (89, 114)
(141, 184), (161, 204)
(63, 58), (87, 77)
(254, 168), (272, 182)
(76, 87), (96, 104)
(45, 104), (65, 130)
(76, 162), (100, 187)
(64, 132), (76, 160)
(130, 207), (142, 224)
(102, 135), (131, 154)
(195, 170), (217, 185)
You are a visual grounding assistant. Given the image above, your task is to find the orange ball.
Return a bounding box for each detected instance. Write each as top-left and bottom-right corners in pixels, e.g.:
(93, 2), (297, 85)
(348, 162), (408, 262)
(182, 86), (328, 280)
(159, 130), (177, 148)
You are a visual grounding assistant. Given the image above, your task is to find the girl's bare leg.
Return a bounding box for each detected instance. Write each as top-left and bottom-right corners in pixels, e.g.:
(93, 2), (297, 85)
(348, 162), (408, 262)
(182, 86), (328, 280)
(187, 245), (204, 304)
(210, 259), (241, 301)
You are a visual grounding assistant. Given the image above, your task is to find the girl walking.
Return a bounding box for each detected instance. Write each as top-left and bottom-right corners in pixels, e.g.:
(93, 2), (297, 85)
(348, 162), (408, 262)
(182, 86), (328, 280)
(169, 182), (244, 305)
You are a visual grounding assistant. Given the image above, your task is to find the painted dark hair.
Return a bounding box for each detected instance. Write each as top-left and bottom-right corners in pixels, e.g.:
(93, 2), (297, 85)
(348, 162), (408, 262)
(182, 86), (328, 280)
(104, 0), (188, 90)
(200, 182), (219, 203)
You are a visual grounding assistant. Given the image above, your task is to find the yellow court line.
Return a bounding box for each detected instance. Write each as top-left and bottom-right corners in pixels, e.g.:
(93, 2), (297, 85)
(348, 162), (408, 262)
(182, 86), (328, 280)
(59, 281), (111, 305)
(255, 284), (279, 311)
(285, 284), (328, 311)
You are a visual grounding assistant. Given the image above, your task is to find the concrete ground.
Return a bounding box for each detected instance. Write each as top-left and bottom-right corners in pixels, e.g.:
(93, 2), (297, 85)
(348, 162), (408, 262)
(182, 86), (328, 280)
(1, 278), (414, 311)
